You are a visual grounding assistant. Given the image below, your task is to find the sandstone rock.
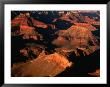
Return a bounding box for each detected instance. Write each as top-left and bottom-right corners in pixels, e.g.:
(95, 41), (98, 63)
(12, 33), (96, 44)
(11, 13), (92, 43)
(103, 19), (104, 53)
(11, 11), (100, 77)
(12, 52), (72, 77)
(20, 44), (44, 59)
(88, 69), (100, 77)
(52, 25), (99, 56)
(31, 18), (48, 28)
(74, 23), (97, 31)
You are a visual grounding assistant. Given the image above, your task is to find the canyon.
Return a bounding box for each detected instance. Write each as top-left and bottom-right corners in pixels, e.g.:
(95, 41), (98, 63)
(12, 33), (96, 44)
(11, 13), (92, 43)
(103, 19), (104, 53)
(11, 11), (100, 77)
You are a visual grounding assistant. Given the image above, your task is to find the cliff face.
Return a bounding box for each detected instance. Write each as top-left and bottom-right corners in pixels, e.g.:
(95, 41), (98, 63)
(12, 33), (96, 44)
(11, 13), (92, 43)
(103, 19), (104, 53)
(11, 11), (100, 77)
(52, 25), (99, 56)
(12, 52), (72, 77)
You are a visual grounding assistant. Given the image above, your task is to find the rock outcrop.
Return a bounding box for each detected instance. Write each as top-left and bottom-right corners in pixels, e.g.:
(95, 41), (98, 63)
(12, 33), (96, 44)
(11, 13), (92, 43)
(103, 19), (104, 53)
(88, 69), (100, 77)
(12, 52), (72, 77)
(11, 11), (100, 77)
(52, 25), (99, 56)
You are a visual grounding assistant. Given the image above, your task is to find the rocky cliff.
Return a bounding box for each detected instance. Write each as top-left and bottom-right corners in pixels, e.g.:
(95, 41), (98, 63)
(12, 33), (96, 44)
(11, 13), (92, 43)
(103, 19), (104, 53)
(11, 11), (100, 77)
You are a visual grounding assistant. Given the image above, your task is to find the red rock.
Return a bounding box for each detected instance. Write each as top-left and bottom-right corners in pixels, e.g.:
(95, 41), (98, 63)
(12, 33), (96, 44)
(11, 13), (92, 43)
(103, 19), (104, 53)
(31, 18), (48, 28)
(20, 44), (43, 58)
(20, 25), (35, 31)
(52, 25), (99, 56)
(84, 16), (100, 26)
(52, 36), (69, 47)
(12, 52), (72, 77)
(74, 23), (97, 31)
(11, 13), (48, 29)
(88, 69), (100, 77)
(11, 13), (29, 26)
(19, 25), (39, 40)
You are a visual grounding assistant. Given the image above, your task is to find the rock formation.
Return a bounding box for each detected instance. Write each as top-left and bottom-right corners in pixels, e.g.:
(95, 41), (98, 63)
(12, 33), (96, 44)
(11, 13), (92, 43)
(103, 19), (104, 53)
(52, 25), (99, 56)
(12, 52), (72, 77)
(11, 11), (100, 77)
